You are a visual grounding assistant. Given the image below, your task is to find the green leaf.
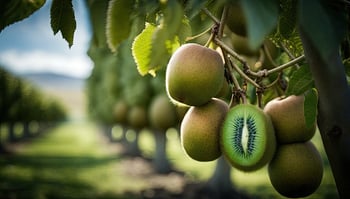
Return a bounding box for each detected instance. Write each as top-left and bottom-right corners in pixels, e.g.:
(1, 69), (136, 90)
(0, 0), (46, 32)
(132, 23), (157, 76)
(148, 0), (183, 71)
(298, 0), (347, 63)
(240, 0), (279, 50)
(286, 64), (314, 96)
(50, 0), (76, 47)
(162, 0), (184, 36)
(278, 0), (297, 39)
(177, 17), (192, 44)
(88, 0), (109, 48)
(344, 58), (350, 77)
(106, 0), (135, 52)
(132, 0), (186, 76)
(304, 88), (318, 129)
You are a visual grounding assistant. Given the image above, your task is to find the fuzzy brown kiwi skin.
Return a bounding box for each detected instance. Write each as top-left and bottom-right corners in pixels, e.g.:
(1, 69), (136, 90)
(166, 43), (225, 107)
(221, 104), (276, 172)
(149, 94), (178, 130)
(268, 141), (323, 198)
(128, 106), (148, 129)
(181, 98), (229, 162)
(264, 95), (316, 144)
(113, 100), (128, 124)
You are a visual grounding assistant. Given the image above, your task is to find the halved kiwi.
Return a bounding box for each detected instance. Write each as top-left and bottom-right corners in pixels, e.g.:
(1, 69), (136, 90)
(221, 104), (276, 171)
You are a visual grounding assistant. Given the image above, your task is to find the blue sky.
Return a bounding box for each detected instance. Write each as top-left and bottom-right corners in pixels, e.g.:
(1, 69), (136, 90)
(0, 0), (93, 79)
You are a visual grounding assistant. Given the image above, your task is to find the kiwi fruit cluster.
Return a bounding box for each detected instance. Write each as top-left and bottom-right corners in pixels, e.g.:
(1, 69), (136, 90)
(165, 43), (229, 161)
(264, 95), (323, 198)
(166, 42), (323, 198)
(166, 43), (278, 168)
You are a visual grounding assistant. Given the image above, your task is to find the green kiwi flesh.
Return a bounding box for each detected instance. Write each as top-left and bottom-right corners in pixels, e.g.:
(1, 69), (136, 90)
(221, 104), (276, 171)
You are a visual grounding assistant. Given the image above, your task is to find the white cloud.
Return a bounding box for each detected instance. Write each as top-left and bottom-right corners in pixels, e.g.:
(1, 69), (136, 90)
(0, 0), (94, 79)
(0, 50), (93, 78)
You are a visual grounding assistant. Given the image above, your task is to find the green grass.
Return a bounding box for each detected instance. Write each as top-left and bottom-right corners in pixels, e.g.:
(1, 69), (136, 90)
(0, 122), (339, 199)
(0, 121), (139, 199)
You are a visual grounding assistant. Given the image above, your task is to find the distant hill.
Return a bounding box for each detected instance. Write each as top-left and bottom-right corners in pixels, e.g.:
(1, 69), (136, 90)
(18, 72), (87, 120)
(19, 72), (85, 91)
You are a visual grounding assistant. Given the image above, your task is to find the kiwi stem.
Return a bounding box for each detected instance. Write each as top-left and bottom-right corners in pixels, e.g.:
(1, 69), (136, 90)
(229, 91), (243, 108)
(223, 50), (242, 90)
(256, 88), (264, 108)
(201, 8), (220, 24)
(185, 26), (212, 42)
(214, 37), (261, 89)
(279, 41), (301, 68)
(267, 55), (305, 75)
(231, 60), (261, 89)
(205, 31), (215, 47)
(218, 5), (229, 39)
(257, 48), (265, 69)
(214, 37), (247, 65)
(264, 72), (282, 89)
(263, 43), (278, 67)
(244, 54), (305, 79)
(241, 92), (248, 104)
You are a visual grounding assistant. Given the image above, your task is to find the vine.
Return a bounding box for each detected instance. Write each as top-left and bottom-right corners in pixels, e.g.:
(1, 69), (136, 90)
(200, 7), (307, 106)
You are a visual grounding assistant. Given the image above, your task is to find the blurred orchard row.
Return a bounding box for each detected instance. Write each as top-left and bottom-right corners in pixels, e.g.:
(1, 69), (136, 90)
(85, 0), (189, 174)
(0, 67), (67, 151)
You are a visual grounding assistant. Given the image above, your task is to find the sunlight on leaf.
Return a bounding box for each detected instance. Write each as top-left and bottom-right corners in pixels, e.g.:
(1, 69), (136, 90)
(132, 23), (157, 76)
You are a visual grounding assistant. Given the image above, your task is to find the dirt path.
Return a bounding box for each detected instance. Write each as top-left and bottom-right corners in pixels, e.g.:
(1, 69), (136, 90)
(0, 121), (215, 199)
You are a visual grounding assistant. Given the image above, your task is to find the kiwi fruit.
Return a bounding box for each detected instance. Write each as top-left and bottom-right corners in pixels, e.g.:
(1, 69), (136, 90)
(166, 43), (225, 106)
(215, 78), (231, 100)
(230, 33), (259, 56)
(264, 95), (316, 144)
(268, 141), (323, 198)
(176, 105), (190, 122)
(221, 104), (276, 171)
(181, 98), (229, 161)
(127, 106), (148, 129)
(226, 1), (247, 37)
(113, 100), (128, 124)
(149, 94), (178, 130)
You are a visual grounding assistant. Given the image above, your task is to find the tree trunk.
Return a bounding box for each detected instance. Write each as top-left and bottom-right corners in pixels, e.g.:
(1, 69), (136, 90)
(299, 27), (350, 198)
(23, 121), (30, 138)
(102, 124), (113, 142)
(206, 156), (241, 199)
(124, 129), (142, 157)
(153, 130), (172, 174)
(0, 123), (4, 153)
(7, 122), (16, 142)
